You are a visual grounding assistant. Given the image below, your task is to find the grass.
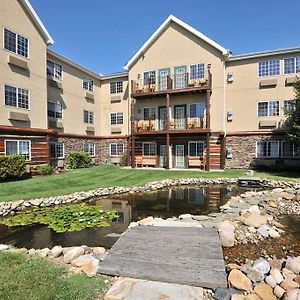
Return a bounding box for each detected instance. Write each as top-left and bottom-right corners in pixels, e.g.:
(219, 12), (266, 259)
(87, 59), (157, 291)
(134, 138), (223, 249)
(0, 252), (107, 300)
(0, 165), (299, 202)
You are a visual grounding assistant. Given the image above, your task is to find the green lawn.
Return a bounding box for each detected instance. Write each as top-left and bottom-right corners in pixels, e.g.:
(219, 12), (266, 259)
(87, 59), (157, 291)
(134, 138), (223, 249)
(0, 252), (107, 300)
(0, 165), (299, 202)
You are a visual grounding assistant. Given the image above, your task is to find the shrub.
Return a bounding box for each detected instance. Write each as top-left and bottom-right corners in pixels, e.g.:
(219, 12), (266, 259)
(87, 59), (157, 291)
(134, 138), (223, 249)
(68, 151), (92, 169)
(0, 155), (27, 182)
(120, 151), (128, 166)
(36, 165), (55, 176)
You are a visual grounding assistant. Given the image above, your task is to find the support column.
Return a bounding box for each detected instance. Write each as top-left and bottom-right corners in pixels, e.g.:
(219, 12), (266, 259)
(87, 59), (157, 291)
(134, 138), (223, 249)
(166, 93), (170, 169)
(220, 134), (226, 170)
(130, 99), (136, 168)
(46, 134), (51, 165)
(206, 132), (210, 171)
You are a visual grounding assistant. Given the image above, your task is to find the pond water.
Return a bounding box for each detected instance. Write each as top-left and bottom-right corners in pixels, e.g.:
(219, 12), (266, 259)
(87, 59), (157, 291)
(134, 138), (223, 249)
(0, 185), (259, 249)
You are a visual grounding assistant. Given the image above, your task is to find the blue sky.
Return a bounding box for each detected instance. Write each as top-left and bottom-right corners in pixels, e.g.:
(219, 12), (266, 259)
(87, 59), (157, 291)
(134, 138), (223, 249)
(30, 0), (300, 75)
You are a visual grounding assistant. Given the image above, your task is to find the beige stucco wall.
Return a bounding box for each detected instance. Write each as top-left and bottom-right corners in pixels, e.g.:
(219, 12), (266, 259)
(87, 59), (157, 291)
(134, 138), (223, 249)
(0, 0), (48, 129)
(128, 21), (226, 132)
(225, 54), (298, 133)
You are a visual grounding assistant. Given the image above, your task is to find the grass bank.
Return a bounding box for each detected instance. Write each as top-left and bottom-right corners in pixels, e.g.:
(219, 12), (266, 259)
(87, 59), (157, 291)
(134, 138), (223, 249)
(0, 251), (107, 300)
(0, 165), (299, 202)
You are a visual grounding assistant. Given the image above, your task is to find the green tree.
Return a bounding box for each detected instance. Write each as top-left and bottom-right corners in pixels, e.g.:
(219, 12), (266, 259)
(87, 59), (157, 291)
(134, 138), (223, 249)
(287, 79), (300, 147)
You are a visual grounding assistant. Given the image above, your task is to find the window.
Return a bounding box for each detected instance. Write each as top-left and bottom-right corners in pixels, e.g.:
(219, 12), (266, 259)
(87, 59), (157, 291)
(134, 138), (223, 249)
(258, 60), (280, 77)
(257, 101), (279, 117)
(142, 142), (156, 156)
(257, 141), (299, 158)
(47, 60), (63, 80)
(110, 112), (123, 125)
(48, 101), (62, 118)
(83, 78), (94, 92)
(284, 57), (300, 74)
(143, 71), (156, 85)
(143, 107), (156, 120)
(84, 110), (94, 124)
(5, 85), (29, 109)
(190, 64), (205, 80)
(4, 28), (28, 58)
(189, 103), (205, 118)
(84, 143), (95, 157)
(189, 141), (205, 157)
(110, 81), (123, 94)
(5, 140), (31, 160)
(50, 142), (64, 159)
(284, 100), (296, 115)
(110, 143), (124, 156)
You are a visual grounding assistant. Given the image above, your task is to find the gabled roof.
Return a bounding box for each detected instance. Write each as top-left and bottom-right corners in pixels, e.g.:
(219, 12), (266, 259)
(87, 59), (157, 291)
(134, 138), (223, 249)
(20, 0), (54, 45)
(124, 15), (229, 70)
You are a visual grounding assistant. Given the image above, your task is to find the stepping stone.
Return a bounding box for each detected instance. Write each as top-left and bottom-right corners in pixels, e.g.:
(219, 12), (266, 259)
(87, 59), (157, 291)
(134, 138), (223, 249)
(105, 277), (204, 300)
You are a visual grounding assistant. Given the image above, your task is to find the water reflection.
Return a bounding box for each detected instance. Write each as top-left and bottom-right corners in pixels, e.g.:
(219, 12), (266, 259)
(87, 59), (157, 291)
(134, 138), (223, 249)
(0, 185), (241, 249)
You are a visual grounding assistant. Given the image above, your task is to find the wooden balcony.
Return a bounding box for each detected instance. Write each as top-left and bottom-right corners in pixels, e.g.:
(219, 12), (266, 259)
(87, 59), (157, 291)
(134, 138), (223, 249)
(131, 71), (212, 98)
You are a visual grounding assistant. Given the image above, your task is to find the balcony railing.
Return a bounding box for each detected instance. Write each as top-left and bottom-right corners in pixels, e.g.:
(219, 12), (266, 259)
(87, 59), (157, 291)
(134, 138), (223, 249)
(134, 117), (205, 132)
(131, 72), (211, 96)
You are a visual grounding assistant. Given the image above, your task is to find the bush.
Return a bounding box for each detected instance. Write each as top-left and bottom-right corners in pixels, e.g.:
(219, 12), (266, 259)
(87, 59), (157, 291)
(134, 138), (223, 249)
(68, 152), (92, 169)
(0, 155), (27, 182)
(36, 165), (55, 176)
(120, 151), (128, 166)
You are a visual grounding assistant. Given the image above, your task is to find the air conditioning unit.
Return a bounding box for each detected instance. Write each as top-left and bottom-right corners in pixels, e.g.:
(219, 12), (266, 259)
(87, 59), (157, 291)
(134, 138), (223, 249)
(227, 111), (233, 121)
(227, 72), (234, 82)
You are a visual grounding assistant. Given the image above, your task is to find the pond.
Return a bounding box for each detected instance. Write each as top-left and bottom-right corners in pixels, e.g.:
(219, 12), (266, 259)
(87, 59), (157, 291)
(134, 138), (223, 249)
(0, 185), (259, 249)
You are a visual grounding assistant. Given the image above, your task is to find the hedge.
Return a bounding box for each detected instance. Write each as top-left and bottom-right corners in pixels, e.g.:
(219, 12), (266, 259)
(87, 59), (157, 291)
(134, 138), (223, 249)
(68, 152), (92, 169)
(0, 155), (27, 181)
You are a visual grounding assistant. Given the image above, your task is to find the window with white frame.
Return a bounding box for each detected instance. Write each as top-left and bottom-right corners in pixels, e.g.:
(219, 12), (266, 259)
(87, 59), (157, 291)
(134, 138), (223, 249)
(258, 60), (280, 77)
(189, 103), (205, 118)
(47, 101), (62, 118)
(143, 71), (156, 85)
(110, 81), (123, 94)
(4, 28), (28, 58)
(284, 100), (296, 115)
(84, 143), (95, 157)
(84, 110), (94, 124)
(143, 107), (156, 120)
(284, 57), (300, 74)
(190, 64), (205, 80)
(47, 60), (63, 80)
(110, 112), (123, 125)
(189, 141), (205, 157)
(257, 141), (299, 158)
(142, 142), (156, 156)
(83, 78), (94, 92)
(5, 140), (31, 160)
(5, 85), (29, 109)
(257, 101), (279, 117)
(50, 142), (64, 159)
(110, 143), (124, 156)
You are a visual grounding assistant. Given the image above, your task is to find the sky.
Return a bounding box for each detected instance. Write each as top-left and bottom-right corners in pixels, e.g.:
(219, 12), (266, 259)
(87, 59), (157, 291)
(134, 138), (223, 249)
(30, 0), (300, 75)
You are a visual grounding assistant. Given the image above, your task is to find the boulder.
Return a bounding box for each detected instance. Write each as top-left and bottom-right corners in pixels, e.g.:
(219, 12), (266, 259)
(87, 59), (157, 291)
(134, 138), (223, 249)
(226, 263), (241, 271)
(218, 221), (235, 247)
(286, 257), (300, 274)
(244, 214), (268, 228)
(253, 258), (271, 274)
(257, 226), (269, 238)
(284, 289), (300, 300)
(10, 200), (24, 210)
(38, 248), (50, 258)
(228, 269), (252, 291)
(51, 246), (63, 258)
(245, 295), (261, 300)
(282, 268), (297, 280)
(280, 279), (300, 290)
(63, 247), (85, 263)
(254, 282), (276, 300)
(247, 268), (265, 282)
(268, 229), (280, 239)
(265, 275), (277, 288)
(294, 275), (300, 285)
(292, 195), (300, 201)
(138, 217), (154, 226)
(248, 205), (261, 214)
(231, 295), (245, 300)
(214, 287), (242, 300)
(93, 247), (106, 256)
(30, 198), (44, 207)
(270, 268), (284, 284)
(0, 244), (9, 251)
(71, 255), (99, 277)
(273, 285), (285, 298)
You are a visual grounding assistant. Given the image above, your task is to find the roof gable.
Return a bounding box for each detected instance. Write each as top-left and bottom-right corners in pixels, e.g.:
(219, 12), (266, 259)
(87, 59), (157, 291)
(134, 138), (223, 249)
(124, 15), (229, 70)
(19, 0), (54, 45)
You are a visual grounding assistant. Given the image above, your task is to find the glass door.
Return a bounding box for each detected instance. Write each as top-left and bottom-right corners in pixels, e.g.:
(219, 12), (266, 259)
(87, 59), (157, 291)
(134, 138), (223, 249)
(159, 107), (167, 130)
(174, 66), (187, 89)
(174, 105), (186, 129)
(174, 144), (185, 168)
(159, 145), (167, 168)
(159, 68), (170, 91)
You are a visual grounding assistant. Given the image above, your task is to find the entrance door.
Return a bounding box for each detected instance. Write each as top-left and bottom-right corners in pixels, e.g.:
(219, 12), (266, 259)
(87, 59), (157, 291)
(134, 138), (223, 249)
(159, 68), (170, 91)
(159, 145), (167, 168)
(174, 66), (187, 89)
(174, 105), (186, 129)
(159, 107), (167, 130)
(174, 144), (185, 168)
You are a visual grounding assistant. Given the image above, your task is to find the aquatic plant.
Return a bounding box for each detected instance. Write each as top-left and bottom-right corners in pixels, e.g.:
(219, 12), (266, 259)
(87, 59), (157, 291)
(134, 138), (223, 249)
(1, 204), (118, 233)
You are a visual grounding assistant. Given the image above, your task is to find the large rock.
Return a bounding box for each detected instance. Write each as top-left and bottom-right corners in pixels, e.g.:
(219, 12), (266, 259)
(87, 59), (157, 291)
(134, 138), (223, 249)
(247, 268), (265, 282)
(268, 229), (280, 238)
(254, 282), (276, 300)
(138, 217), (154, 226)
(0, 244), (9, 251)
(214, 287), (242, 300)
(284, 289), (300, 300)
(71, 255), (99, 277)
(51, 246), (63, 258)
(280, 279), (300, 290)
(63, 247), (85, 263)
(245, 294), (261, 300)
(244, 214), (268, 228)
(270, 268), (284, 284)
(218, 221), (235, 247)
(93, 247), (106, 256)
(283, 268), (297, 280)
(273, 285), (285, 298)
(265, 275), (277, 288)
(228, 269), (252, 291)
(253, 258), (271, 274)
(231, 295), (245, 300)
(286, 257), (300, 274)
